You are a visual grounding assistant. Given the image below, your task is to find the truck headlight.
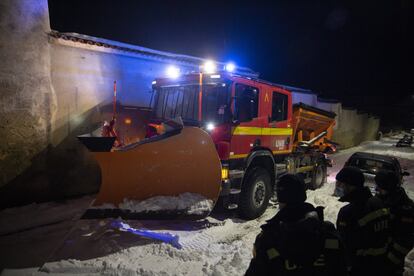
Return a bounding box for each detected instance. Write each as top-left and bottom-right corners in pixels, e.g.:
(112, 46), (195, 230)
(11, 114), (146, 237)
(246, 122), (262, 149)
(206, 122), (215, 131)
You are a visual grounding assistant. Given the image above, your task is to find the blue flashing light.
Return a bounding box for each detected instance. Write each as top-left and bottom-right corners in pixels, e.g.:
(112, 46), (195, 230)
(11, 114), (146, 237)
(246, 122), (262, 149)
(225, 62), (236, 72)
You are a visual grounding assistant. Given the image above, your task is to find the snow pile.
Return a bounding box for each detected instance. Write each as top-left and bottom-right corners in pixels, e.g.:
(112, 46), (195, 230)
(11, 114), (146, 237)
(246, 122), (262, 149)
(306, 180), (346, 224)
(93, 193), (214, 215)
(120, 193), (214, 215)
(38, 207), (277, 276)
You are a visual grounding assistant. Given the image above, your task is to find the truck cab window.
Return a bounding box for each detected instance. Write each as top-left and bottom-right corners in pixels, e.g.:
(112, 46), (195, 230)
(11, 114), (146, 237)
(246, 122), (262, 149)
(235, 84), (259, 122)
(271, 92), (288, 122)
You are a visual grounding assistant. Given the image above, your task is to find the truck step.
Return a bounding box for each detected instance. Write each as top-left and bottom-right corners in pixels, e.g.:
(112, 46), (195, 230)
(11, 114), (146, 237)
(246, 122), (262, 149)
(227, 203), (238, 210)
(275, 164), (287, 170)
(275, 164), (288, 175)
(229, 170), (244, 179)
(230, 189), (241, 194)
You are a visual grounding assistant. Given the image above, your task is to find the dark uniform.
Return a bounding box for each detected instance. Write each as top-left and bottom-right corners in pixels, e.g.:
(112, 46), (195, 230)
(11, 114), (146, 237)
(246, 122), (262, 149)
(246, 174), (346, 276)
(336, 186), (391, 275)
(336, 167), (391, 275)
(375, 170), (414, 275)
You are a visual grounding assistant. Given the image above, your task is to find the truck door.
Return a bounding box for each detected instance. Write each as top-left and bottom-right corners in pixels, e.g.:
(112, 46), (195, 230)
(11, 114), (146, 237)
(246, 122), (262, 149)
(266, 89), (292, 154)
(230, 82), (261, 159)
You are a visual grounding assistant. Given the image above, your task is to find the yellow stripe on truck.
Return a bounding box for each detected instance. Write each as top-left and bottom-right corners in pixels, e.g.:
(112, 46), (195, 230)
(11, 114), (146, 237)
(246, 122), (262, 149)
(272, 150), (291, 155)
(261, 128), (293, 136)
(296, 165), (314, 173)
(229, 150), (291, 160)
(233, 127), (293, 136)
(229, 153), (249, 159)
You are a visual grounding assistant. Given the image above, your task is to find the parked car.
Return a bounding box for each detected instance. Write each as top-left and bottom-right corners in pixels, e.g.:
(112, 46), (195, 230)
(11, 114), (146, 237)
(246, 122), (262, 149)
(396, 135), (413, 147)
(335, 152), (410, 195)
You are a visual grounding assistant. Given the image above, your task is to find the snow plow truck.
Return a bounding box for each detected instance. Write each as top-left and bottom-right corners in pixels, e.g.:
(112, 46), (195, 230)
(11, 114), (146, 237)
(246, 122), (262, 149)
(78, 70), (337, 220)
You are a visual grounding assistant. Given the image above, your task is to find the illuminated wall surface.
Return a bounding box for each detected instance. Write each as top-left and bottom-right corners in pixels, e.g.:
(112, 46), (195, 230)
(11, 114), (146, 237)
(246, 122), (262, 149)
(0, 0), (54, 191)
(49, 33), (200, 145)
(0, 0), (379, 207)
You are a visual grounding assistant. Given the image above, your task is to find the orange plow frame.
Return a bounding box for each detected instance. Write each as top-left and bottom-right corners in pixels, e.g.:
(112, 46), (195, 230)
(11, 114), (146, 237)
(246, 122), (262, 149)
(90, 127), (222, 214)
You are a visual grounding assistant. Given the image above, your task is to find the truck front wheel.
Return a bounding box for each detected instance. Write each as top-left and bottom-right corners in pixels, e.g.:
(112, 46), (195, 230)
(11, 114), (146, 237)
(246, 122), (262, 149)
(239, 167), (271, 220)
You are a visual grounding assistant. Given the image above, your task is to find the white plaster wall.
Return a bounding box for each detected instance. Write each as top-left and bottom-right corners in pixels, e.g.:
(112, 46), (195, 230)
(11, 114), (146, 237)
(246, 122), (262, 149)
(316, 101), (341, 130)
(49, 41), (197, 145)
(292, 92), (317, 106)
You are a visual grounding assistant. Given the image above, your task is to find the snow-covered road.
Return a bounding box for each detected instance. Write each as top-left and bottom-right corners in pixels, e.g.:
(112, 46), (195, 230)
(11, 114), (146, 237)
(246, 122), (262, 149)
(1, 133), (413, 276)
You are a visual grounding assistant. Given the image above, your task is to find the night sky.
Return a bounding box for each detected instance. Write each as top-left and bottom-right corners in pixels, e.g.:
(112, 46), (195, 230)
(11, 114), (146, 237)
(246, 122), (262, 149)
(48, 0), (413, 125)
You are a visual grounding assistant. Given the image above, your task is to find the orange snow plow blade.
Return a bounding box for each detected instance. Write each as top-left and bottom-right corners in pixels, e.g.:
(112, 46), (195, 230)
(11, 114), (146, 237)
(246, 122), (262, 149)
(80, 127), (222, 219)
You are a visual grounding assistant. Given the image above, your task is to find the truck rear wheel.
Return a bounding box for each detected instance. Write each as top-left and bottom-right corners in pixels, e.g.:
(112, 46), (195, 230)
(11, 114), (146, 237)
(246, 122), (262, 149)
(239, 167), (271, 220)
(311, 163), (326, 190)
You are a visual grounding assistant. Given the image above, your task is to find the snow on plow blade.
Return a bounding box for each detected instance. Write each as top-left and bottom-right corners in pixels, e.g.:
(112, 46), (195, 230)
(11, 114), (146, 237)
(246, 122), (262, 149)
(80, 127), (222, 219)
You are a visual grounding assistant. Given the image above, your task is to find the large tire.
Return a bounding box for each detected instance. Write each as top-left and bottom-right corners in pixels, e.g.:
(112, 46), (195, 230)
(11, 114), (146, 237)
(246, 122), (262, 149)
(239, 167), (272, 220)
(311, 163), (326, 190)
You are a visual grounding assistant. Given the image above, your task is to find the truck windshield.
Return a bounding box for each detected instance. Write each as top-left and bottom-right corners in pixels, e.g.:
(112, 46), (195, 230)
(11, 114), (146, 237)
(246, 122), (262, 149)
(153, 83), (231, 124)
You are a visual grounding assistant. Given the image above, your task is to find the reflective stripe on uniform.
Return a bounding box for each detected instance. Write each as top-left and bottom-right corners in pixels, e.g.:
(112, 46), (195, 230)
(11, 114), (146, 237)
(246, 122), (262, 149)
(356, 246), (387, 256)
(358, 208), (389, 226)
(393, 242), (411, 255)
(325, 239), (339, 249)
(387, 252), (402, 265)
(338, 221), (347, 227)
(285, 260), (298, 270)
(267, 248), (280, 260)
(313, 254), (326, 267)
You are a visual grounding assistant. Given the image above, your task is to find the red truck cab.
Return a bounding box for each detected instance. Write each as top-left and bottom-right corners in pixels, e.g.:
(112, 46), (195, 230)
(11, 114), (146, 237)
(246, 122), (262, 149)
(151, 72), (294, 160)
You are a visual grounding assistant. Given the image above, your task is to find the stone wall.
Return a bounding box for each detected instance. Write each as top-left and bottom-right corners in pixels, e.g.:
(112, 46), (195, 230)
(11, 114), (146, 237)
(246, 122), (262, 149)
(0, 0), (55, 188)
(332, 107), (380, 149)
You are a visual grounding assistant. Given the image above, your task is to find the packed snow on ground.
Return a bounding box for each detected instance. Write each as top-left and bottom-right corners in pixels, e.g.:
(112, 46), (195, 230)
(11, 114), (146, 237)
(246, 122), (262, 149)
(92, 193), (214, 215)
(0, 196), (92, 236)
(1, 133), (413, 276)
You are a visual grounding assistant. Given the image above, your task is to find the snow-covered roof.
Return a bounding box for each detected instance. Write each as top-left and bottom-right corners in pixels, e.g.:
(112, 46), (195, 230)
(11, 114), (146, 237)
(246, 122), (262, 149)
(275, 84), (314, 94)
(317, 97), (340, 103)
